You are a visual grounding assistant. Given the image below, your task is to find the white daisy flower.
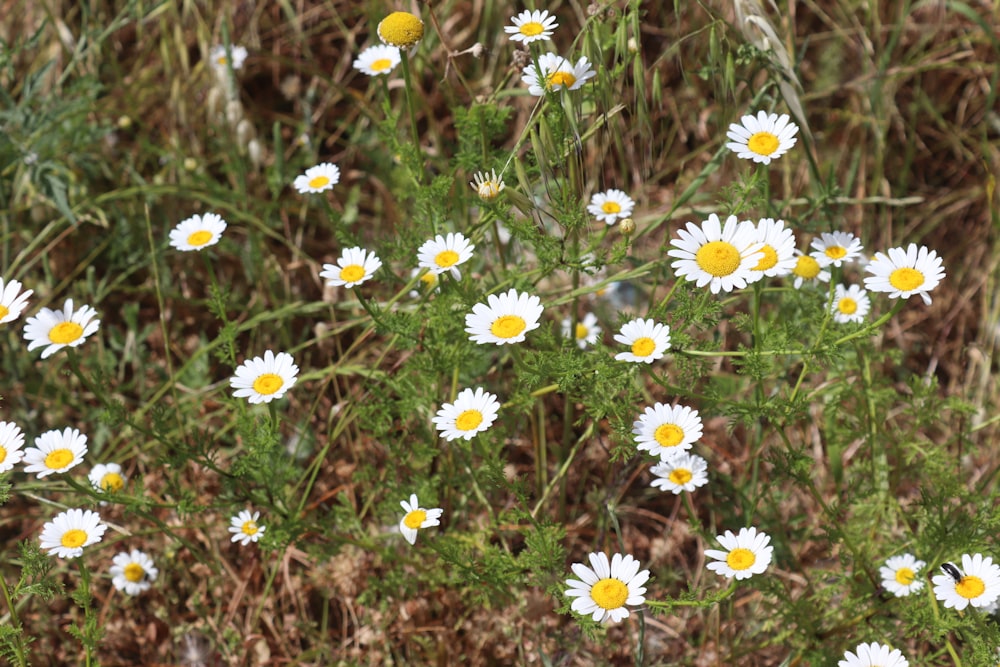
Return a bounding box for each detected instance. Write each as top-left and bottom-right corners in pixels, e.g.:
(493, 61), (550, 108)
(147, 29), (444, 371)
(0, 277), (33, 324)
(470, 169), (505, 200)
(810, 231), (864, 268)
(399, 494), (443, 545)
(932, 554), (1000, 610)
(229, 509), (265, 546)
(0, 421), (26, 474)
(705, 526), (773, 580)
(417, 232), (475, 279)
(726, 110), (799, 164)
(667, 214), (764, 294)
(89, 462), (127, 494)
(561, 313), (601, 349)
(564, 552), (650, 624)
(110, 549), (159, 596)
(464, 288), (544, 345)
(831, 284), (871, 324)
(587, 189), (635, 225)
(293, 163), (341, 194)
(23, 298), (100, 359)
(352, 44), (401, 76)
(863, 243), (945, 306)
(790, 250), (831, 289)
(408, 267), (439, 297)
(839, 642), (910, 667)
(880, 553), (925, 598)
(169, 212), (227, 252)
(39, 508), (107, 558)
(747, 218), (796, 281)
(650, 453), (709, 494)
(209, 44), (248, 71)
(521, 53), (597, 97)
(320, 246), (382, 288)
(432, 387), (501, 441)
(23, 427), (88, 478)
(613, 317), (670, 364)
(230, 350), (299, 405)
(633, 402), (702, 459)
(504, 9), (558, 43)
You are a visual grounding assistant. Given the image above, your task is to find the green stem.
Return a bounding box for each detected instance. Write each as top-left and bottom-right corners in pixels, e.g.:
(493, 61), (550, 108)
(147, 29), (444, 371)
(398, 51), (422, 165)
(0, 572), (27, 667)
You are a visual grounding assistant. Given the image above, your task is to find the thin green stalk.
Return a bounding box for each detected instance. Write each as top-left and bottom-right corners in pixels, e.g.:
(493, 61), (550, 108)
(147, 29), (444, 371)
(398, 51), (422, 162)
(0, 572), (27, 667)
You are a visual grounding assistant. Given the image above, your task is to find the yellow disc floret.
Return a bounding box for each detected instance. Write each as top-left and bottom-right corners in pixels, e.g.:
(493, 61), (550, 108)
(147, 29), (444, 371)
(378, 11), (424, 48)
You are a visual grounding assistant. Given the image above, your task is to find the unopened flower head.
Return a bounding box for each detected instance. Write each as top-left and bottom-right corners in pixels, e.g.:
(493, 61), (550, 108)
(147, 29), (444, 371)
(169, 212), (227, 252)
(210, 44), (248, 71)
(89, 462), (127, 494)
(470, 169), (505, 200)
(321, 246), (382, 289)
(932, 554), (1000, 610)
(831, 284), (871, 324)
(521, 53), (596, 96)
(880, 553), (925, 597)
(839, 642), (909, 667)
(633, 402), (702, 459)
(863, 243), (945, 305)
(399, 494), (443, 545)
(23, 427), (87, 478)
(377, 11), (424, 49)
(23, 298), (100, 358)
(726, 111), (799, 164)
(230, 350), (299, 405)
(229, 509), (265, 546)
(668, 214), (763, 294)
(748, 218), (797, 280)
(810, 231), (863, 268)
(588, 189), (635, 225)
(0, 421), (26, 474)
(791, 250), (831, 289)
(705, 526), (773, 580)
(0, 278), (33, 324)
(650, 453), (709, 494)
(564, 552), (650, 624)
(613, 317), (670, 363)
(504, 9), (558, 43)
(353, 44), (402, 76)
(417, 232), (475, 279)
(110, 549), (158, 596)
(561, 312), (601, 349)
(294, 163), (340, 194)
(432, 387), (501, 441)
(39, 508), (106, 558)
(465, 288), (543, 345)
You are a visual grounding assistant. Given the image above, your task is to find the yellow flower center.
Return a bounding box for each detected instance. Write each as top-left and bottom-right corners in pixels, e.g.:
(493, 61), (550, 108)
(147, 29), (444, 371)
(726, 547), (756, 571)
(894, 567), (915, 586)
(654, 423), (684, 448)
(602, 201), (622, 214)
(695, 241), (741, 277)
(0, 446), (6, 464)
(889, 267), (924, 292)
(404, 509), (427, 530)
(44, 448), (74, 470)
(252, 373), (284, 396)
(519, 22), (544, 37)
(0, 305), (9, 319)
(575, 323), (589, 340)
(477, 181), (502, 199)
(631, 337), (656, 357)
(825, 246), (847, 260)
(838, 297), (858, 315)
(48, 321), (83, 345)
(668, 468), (693, 485)
(241, 521), (259, 536)
(752, 245), (778, 271)
(187, 230), (213, 247)
(747, 131), (780, 156)
(308, 175), (330, 189)
(378, 11), (424, 48)
(340, 264), (366, 283)
(590, 578), (629, 610)
(490, 315), (526, 339)
(455, 409), (483, 432)
(956, 575), (986, 600)
(101, 472), (125, 492)
(546, 71), (577, 89)
(124, 563), (146, 583)
(793, 255), (821, 279)
(216, 56), (228, 66)
(371, 58), (392, 72)
(434, 250), (460, 268)
(61, 528), (87, 548)
(420, 273), (438, 289)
